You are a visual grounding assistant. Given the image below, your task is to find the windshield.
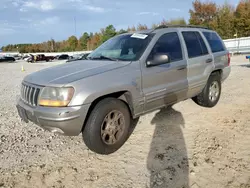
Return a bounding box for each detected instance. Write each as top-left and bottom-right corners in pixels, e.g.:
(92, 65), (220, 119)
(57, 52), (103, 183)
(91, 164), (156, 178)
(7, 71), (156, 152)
(87, 33), (154, 61)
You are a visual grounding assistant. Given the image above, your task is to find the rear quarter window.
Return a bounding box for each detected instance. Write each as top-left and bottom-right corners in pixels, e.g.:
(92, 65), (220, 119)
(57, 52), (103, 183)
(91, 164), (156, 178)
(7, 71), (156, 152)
(202, 32), (225, 53)
(182, 31), (208, 58)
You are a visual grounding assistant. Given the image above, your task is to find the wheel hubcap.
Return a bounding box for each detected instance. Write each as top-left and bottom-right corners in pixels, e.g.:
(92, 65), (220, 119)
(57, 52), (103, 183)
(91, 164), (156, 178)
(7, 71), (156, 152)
(209, 81), (219, 102)
(101, 110), (125, 145)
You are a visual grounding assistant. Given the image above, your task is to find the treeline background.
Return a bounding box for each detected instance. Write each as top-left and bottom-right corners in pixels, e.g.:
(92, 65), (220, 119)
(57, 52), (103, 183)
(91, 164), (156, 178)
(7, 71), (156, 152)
(2, 0), (250, 53)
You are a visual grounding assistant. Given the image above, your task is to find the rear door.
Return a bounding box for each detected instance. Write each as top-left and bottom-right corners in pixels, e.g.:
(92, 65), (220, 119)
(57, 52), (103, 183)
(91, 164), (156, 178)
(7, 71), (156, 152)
(202, 31), (228, 69)
(141, 32), (188, 113)
(181, 30), (214, 98)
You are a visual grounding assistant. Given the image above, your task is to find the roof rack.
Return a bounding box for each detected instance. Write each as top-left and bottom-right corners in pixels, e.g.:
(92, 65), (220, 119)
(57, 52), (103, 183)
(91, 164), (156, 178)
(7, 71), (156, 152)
(155, 24), (210, 30)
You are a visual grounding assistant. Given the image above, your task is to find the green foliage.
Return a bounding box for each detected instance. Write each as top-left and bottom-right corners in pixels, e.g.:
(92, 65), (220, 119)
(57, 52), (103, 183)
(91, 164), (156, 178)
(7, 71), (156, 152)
(189, 0), (218, 29)
(216, 3), (235, 39)
(189, 0), (250, 39)
(234, 0), (250, 37)
(79, 32), (89, 50)
(87, 33), (101, 50)
(67, 35), (78, 51)
(118, 29), (127, 34)
(19, 46), (27, 53)
(168, 18), (187, 25)
(101, 25), (117, 43)
(2, 1), (250, 52)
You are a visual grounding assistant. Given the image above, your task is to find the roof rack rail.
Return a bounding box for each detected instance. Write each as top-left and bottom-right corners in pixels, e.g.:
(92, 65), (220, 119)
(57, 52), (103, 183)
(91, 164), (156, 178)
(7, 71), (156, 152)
(155, 24), (210, 30)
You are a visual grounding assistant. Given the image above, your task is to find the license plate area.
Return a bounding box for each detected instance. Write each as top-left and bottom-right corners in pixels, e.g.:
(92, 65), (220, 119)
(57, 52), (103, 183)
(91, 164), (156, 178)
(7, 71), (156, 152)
(16, 105), (29, 123)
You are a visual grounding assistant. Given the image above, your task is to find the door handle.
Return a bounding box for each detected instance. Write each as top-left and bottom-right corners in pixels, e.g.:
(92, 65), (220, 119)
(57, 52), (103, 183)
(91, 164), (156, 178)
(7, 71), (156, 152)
(177, 66), (186, 71)
(206, 58), (213, 63)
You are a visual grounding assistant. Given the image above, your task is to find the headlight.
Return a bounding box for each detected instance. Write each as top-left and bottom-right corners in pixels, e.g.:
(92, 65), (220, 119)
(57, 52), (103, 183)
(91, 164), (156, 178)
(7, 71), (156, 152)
(38, 87), (74, 107)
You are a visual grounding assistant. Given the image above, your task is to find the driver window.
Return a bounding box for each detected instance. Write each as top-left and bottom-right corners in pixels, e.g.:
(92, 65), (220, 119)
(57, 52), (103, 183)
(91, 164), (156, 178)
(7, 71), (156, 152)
(149, 32), (183, 62)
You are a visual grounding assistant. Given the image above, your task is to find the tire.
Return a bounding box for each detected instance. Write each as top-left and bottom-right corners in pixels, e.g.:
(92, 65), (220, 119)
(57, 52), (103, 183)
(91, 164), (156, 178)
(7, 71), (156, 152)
(192, 72), (221, 108)
(82, 98), (131, 155)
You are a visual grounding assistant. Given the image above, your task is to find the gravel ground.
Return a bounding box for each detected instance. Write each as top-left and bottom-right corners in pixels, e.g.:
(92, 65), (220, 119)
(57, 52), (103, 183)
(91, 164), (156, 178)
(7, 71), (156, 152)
(0, 57), (250, 188)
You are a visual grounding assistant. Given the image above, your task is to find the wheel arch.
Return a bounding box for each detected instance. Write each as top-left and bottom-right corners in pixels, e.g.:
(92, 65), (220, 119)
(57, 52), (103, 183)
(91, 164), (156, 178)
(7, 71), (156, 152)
(211, 69), (223, 80)
(81, 91), (134, 131)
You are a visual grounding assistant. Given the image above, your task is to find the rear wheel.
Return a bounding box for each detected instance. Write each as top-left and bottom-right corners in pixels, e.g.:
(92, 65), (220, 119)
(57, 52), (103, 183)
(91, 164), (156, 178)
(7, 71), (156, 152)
(82, 98), (131, 155)
(192, 73), (221, 108)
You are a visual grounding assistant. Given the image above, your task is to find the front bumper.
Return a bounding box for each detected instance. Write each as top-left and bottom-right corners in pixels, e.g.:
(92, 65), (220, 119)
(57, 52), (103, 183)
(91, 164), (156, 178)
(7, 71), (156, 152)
(16, 98), (90, 136)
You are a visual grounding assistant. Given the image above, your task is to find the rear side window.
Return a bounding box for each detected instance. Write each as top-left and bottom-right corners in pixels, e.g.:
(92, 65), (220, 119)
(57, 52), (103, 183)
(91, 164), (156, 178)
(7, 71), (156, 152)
(182, 31), (208, 58)
(202, 32), (225, 53)
(150, 32), (183, 62)
(196, 32), (208, 54)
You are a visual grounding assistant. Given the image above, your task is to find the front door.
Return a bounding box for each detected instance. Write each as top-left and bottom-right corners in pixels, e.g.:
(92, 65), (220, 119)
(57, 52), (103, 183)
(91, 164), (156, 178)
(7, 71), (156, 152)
(141, 32), (188, 113)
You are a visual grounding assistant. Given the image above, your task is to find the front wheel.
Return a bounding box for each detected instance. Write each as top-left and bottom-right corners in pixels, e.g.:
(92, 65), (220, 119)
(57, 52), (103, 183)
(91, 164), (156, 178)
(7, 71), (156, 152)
(82, 98), (131, 155)
(192, 73), (221, 108)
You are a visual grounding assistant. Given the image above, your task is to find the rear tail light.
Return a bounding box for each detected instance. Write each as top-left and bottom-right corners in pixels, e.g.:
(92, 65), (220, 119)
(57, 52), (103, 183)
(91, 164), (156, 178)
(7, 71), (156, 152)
(227, 53), (231, 66)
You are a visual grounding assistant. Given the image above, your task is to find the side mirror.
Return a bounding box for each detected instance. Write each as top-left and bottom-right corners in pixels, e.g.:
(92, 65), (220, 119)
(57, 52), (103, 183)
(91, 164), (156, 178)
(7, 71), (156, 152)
(146, 54), (170, 67)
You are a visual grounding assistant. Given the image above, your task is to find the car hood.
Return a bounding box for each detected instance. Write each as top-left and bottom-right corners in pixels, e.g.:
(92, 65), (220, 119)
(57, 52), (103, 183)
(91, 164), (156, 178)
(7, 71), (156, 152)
(24, 60), (131, 86)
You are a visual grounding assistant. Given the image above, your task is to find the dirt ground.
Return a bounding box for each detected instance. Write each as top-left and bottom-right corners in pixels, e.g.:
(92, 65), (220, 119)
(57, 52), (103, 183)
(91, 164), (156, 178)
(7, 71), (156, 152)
(0, 56), (250, 188)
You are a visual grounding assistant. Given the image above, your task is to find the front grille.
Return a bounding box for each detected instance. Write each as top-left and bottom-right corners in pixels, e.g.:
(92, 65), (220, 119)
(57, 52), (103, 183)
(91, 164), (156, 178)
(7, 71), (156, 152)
(21, 83), (41, 106)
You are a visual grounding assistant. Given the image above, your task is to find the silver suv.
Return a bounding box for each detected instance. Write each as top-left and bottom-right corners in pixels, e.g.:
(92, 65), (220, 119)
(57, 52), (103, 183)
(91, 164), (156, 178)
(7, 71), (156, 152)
(16, 25), (231, 155)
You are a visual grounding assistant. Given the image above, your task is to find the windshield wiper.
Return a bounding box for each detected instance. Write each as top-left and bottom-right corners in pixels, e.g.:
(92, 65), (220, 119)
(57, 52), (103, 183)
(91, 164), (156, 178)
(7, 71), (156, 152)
(88, 55), (119, 61)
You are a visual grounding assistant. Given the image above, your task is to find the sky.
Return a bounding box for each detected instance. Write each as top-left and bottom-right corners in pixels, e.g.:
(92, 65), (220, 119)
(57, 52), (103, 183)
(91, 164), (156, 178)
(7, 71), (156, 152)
(0, 0), (239, 46)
